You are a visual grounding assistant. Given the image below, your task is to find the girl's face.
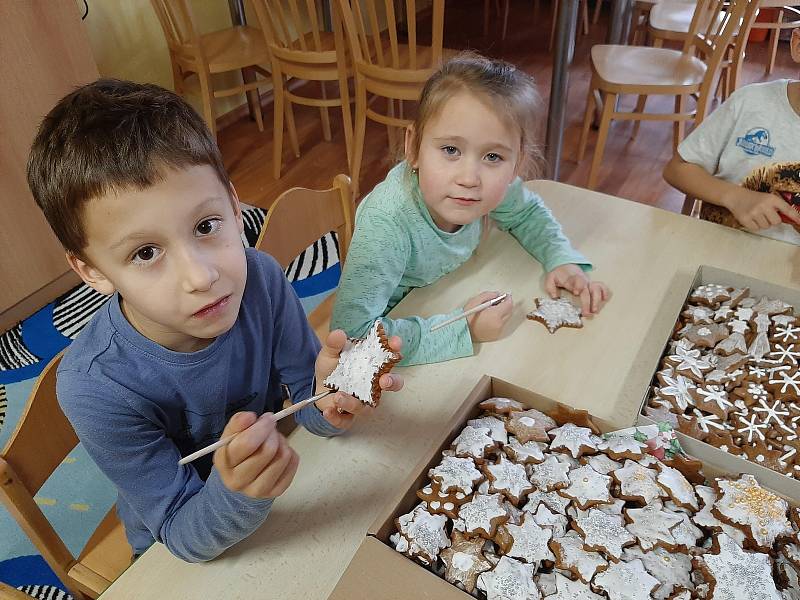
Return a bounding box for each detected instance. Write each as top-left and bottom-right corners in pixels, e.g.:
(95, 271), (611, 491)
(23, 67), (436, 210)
(408, 91), (521, 233)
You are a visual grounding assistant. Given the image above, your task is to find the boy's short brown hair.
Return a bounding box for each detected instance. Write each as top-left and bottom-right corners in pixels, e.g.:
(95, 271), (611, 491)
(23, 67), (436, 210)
(27, 78), (229, 258)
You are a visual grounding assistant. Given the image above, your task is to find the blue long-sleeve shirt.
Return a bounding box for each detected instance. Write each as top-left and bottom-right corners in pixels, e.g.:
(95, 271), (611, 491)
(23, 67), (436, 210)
(57, 248), (341, 561)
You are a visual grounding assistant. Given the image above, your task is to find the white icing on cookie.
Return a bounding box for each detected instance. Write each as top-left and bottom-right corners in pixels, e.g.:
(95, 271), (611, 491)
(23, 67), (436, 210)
(527, 297), (583, 333)
(700, 533), (781, 600)
(477, 555), (540, 600)
(594, 558), (660, 600)
(395, 504), (450, 562)
(428, 455), (483, 494)
(575, 508), (636, 561)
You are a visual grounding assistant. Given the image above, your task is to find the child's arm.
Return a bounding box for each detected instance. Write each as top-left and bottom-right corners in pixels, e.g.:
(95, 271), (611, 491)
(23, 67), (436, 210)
(489, 179), (592, 274)
(331, 209), (474, 366)
(57, 374), (282, 563)
(663, 155), (800, 230)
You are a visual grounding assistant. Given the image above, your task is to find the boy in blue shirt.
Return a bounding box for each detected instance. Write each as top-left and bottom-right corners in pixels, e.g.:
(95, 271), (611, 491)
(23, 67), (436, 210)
(26, 79), (402, 562)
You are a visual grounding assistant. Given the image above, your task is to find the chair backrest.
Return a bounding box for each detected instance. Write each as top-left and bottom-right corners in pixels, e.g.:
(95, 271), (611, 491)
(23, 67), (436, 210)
(0, 353), (82, 594)
(683, 0), (756, 121)
(255, 0), (328, 53)
(337, 0), (445, 82)
(255, 174), (354, 270)
(150, 0), (206, 65)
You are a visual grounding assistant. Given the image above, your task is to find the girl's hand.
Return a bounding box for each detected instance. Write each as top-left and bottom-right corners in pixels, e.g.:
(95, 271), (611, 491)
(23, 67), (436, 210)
(544, 264), (610, 316)
(466, 291), (513, 342)
(313, 329), (403, 429)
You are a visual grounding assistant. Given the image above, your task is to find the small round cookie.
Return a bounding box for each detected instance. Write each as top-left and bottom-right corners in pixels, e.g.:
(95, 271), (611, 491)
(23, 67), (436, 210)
(458, 493), (509, 539)
(477, 555), (540, 600)
(482, 455), (535, 506)
(593, 558), (661, 600)
(573, 508), (637, 562)
(550, 531), (608, 584)
(712, 473), (793, 552)
(394, 503), (450, 563)
(451, 425), (497, 461)
(479, 397), (525, 415)
(624, 500), (684, 551)
(506, 408), (557, 443)
(695, 533), (781, 600)
(557, 464), (613, 510)
(528, 455), (571, 492)
(612, 459), (665, 505)
(548, 423), (600, 458)
(495, 513), (555, 565)
(503, 437), (546, 465)
(439, 531), (493, 594)
(655, 462), (699, 511)
(428, 455), (484, 495)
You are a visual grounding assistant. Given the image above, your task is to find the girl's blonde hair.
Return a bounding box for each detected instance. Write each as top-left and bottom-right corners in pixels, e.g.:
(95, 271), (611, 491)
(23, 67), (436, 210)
(407, 52), (544, 179)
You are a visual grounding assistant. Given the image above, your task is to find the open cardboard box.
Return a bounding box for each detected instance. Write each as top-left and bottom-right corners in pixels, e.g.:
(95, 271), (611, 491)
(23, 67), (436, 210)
(329, 374), (794, 600)
(635, 264), (800, 505)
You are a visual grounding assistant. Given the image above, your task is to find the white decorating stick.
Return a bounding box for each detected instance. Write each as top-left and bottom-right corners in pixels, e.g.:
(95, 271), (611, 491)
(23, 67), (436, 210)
(177, 390), (334, 466)
(429, 293), (509, 332)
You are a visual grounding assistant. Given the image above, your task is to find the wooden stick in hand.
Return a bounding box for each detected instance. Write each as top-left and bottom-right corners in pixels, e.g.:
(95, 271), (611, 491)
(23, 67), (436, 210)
(429, 293), (509, 332)
(177, 390), (334, 466)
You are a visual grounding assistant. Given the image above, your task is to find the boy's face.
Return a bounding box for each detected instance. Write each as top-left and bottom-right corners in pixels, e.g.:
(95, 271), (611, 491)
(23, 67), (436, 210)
(407, 91), (521, 233)
(70, 165), (247, 353)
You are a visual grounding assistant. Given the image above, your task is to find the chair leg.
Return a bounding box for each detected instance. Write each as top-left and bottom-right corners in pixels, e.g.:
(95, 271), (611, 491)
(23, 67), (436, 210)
(631, 95), (647, 139)
(272, 73), (285, 179)
(170, 57), (184, 95)
(766, 10), (783, 75)
(577, 82), (596, 163)
(549, 0), (559, 51)
(351, 79), (368, 197)
(285, 101), (300, 158)
(581, 0), (590, 35)
(198, 71), (216, 140)
(386, 100), (398, 156)
(592, 0), (602, 24)
(320, 81), (332, 142)
(502, 0), (511, 39)
(652, 36), (663, 48)
(587, 92), (615, 190)
(673, 94), (686, 151)
(338, 73), (354, 173)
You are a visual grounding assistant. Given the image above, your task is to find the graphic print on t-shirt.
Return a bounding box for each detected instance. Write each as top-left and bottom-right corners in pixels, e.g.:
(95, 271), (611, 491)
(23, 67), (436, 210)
(736, 127), (775, 157)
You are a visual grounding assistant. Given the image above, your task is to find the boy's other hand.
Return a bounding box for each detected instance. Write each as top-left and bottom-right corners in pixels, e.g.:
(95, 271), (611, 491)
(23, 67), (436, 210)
(466, 291), (513, 343)
(214, 411), (299, 500)
(314, 329), (404, 429)
(545, 264), (611, 316)
(722, 187), (800, 231)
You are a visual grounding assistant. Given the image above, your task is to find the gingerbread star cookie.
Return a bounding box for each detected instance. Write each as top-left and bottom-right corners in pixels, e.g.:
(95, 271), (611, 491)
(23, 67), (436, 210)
(439, 532), (493, 593)
(612, 460), (665, 505)
(696, 533), (781, 600)
(548, 423), (600, 458)
(323, 320), (401, 405)
(483, 455), (535, 505)
(594, 558), (661, 600)
(451, 425), (497, 460)
(549, 572), (605, 600)
(574, 508), (636, 561)
(476, 555), (540, 600)
(655, 462), (699, 511)
(558, 464), (613, 510)
(624, 500), (684, 551)
(495, 513), (555, 565)
(550, 531), (608, 583)
(528, 455), (570, 492)
(394, 504), (450, 563)
(506, 408), (557, 443)
(428, 455), (483, 495)
(526, 297), (583, 333)
(503, 437), (546, 464)
(458, 493), (509, 538)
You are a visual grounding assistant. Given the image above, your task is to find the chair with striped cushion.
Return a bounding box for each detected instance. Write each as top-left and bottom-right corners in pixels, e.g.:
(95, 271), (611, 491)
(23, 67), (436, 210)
(255, 175), (353, 343)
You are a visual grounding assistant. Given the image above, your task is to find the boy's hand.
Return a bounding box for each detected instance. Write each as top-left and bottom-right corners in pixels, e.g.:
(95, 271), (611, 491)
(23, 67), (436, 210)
(314, 329), (404, 429)
(545, 264), (610, 316)
(214, 411), (299, 500)
(721, 187), (800, 231)
(466, 291), (513, 343)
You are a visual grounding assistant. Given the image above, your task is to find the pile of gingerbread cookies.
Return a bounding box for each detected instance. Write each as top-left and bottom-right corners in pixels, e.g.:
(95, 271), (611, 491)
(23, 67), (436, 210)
(390, 396), (800, 599)
(641, 283), (800, 479)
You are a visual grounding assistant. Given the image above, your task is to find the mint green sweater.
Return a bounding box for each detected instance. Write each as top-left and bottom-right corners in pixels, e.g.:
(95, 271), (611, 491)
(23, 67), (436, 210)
(331, 163), (591, 366)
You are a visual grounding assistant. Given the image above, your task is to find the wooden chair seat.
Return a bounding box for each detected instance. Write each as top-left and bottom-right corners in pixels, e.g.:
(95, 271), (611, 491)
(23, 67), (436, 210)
(74, 506), (131, 587)
(591, 45), (706, 92)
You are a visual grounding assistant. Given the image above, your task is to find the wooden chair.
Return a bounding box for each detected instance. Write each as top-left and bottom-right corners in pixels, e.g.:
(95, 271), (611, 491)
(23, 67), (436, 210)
(577, 0), (755, 190)
(150, 0), (273, 139)
(749, 0), (800, 75)
(0, 582), (31, 600)
(255, 174), (353, 342)
(0, 353), (132, 600)
(336, 0), (446, 196)
(251, 0), (354, 179)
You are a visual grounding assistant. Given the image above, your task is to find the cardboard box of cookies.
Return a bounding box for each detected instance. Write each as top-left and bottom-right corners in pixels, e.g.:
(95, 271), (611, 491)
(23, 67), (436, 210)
(635, 264), (800, 503)
(329, 375), (799, 600)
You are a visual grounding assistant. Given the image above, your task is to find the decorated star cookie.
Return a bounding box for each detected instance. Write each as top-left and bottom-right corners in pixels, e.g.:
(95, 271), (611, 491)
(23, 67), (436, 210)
(751, 296), (793, 316)
(428, 455), (484, 495)
(697, 533), (781, 600)
(684, 323), (730, 349)
(480, 397), (526, 415)
(612, 460), (664, 505)
(655, 462), (699, 511)
(671, 510), (704, 550)
(477, 555), (539, 600)
(528, 455), (570, 492)
(598, 433), (648, 460)
(692, 384), (734, 420)
(452, 425), (497, 460)
(550, 532), (608, 583)
(507, 408), (557, 443)
(503, 437), (546, 464)
(625, 500), (684, 551)
(323, 320), (401, 405)
(657, 373), (697, 412)
(526, 297), (583, 333)
(549, 572), (604, 600)
(458, 493), (509, 538)
(495, 513), (555, 565)
(394, 504), (450, 563)
(548, 423), (600, 458)
(690, 284), (731, 307)
(439, 532), (493, 593)
(594, 558), (661, 600)
(483, 455), (535, 505)
(469, 415), (510, 445)
(581, 452), (623, 475)
(665, 344), (713, 382)
(558, 464), (613, 510)
(531, 504), (569, 538)
(574, 508), (636, 562)
(692, 485), (748, 548)
(417, 482), (470, 519)
(624, 546), (693, 600)
(522, 488), (571, 515)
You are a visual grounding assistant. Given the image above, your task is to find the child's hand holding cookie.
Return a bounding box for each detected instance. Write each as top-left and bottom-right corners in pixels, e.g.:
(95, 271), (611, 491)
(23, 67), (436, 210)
(314, 329), (404, 429)
(545, 264), (610, 316)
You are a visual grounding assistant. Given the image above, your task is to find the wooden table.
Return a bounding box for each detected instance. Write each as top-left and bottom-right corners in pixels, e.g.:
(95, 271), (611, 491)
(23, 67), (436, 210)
(99, 182), (800, 599)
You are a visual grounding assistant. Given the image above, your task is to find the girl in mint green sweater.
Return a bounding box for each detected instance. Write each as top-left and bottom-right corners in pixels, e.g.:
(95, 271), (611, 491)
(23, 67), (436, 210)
(332, 53), (610, 366)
